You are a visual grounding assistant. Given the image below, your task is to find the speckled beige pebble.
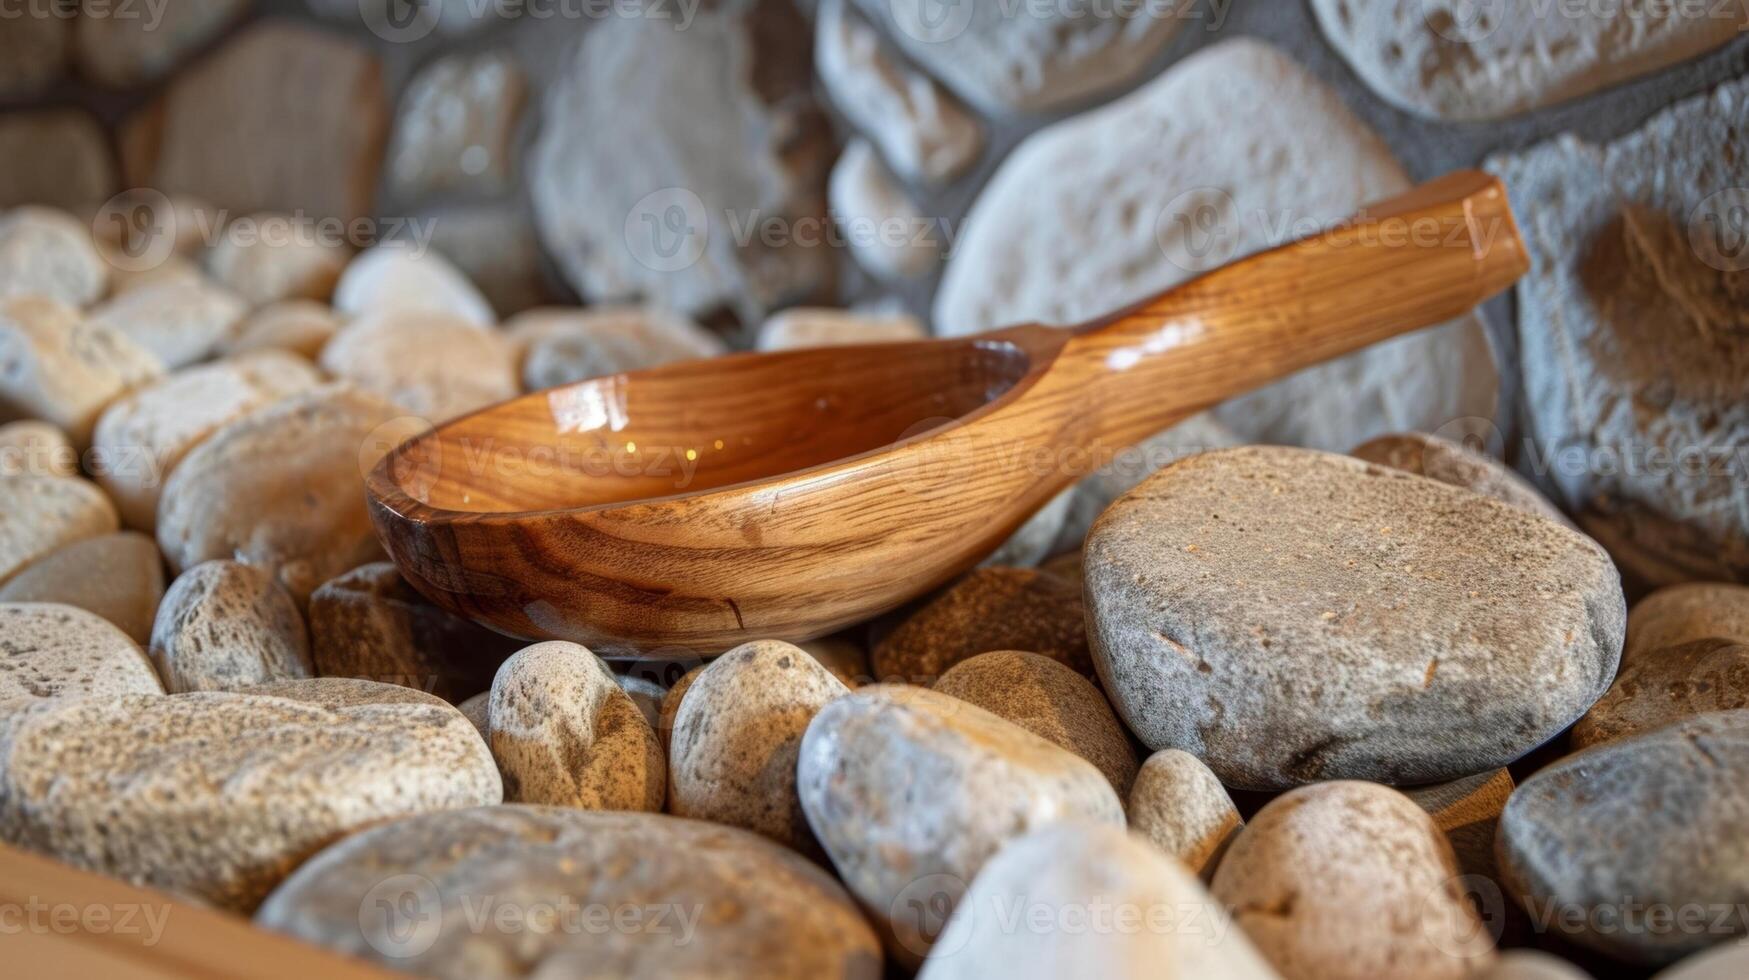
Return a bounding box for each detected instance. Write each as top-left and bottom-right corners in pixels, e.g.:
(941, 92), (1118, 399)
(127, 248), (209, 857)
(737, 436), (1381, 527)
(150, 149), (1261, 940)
(223, 300), (340, 359)
(1404, 768), (1514, 883)
(917, 821), (1279, 979)
(149, 560), (311, 693)
(202, 215), (348, 307)
(0, 532), (164, 645)
(1571, 639), (1749, 749)
(797, 684), (1124, 965)
(85, 278), (248, 368)
(255, 805), (882, 978)
(1127, 748), (1242, 880)
(1351, 432), (1569, 526)
(0, 296), (163, 446)
(0, 601), (163, 707)
(658, 664), (703, 752)
(873, 567), (1090, 684)
(488, 641), (665, 811)
(155, 383), (402, 603)
(1212, 780), (1496, 979)
(670, 640), (850, 850)
(1626, 583), (1749, 663)
(0, 473), (118, 585)
(0, 206), (106, 307)
(320, 310), (518, 421)
(308, 562), (519, 702)
(0, 678), (500, 911)
(93, 350), (322, 530)
(457, 690), (489, 740)
(933, 650), (1138, 795)
(0, 420), (76, 477)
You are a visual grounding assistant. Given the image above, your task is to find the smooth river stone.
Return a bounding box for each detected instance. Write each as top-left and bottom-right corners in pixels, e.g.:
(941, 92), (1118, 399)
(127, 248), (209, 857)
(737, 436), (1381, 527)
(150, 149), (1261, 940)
(872, 566), (1090, 685)
(0, 678), (501, 911)
(669, 640), (849, 851)
(150, 560), (311, 693)
(0, 206), (107, 307)
(223, 299), (340, 359)
(0, 420), (76, 477)
(1571, 639), (1749, 750)
(507, 305), (725, 391)
(933, 650), (1138, 796)
(1127, 748), (1243, 881)
(319, 310), (517, 423)
(0, 602), (164, 707)
(797, 684), (1123, 965)
(331, 243), (496, 328)
(1213, 781), (1497, 979)
(1498, 711), (1749, 965)
(0, 473), (118, 586)
(1088, 445), (1625, 790)
(256, 806), (882, 978)
(0, 533), (165, 645)
(0, 296), (163, 447)
(917, 822), (1279, 979)
(85, 277), (248, 368)
(1626, 583), (1749, 663)
(202, 213), (349, 307)
(1351, 431), (1568, 525)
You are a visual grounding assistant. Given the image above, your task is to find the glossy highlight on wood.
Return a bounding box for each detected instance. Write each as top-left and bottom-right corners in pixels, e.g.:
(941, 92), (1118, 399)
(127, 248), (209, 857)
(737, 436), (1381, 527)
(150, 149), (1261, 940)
(367, 170), (1529, 655)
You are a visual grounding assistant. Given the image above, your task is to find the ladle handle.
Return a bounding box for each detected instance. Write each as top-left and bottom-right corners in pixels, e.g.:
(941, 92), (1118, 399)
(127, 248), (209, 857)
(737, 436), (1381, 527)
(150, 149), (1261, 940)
(1057, 170), (1527, 449)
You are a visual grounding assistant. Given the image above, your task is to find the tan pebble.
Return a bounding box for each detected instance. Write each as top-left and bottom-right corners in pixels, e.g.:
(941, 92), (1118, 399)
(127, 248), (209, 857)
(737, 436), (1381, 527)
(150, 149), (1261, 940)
(1351, 432), (1569, 526)
(202, 213), (348, 307)
(85, 277), (247, 368)
(0, 532), (164, 645)
(1571, 639), (1749, 749)
(0, 296), (163, 446)
(657, 664), (704, 753)
(799, 634), (871, 686)
(1403, 768), (1514, 882)
(0, 420), (76, 477)
(0, 473), (117, 585)
(1127, 748), (1242, 880)
(0, 206), (106, 307)
(1476, 950), (1594, 979)
(223, 299), (341, 359)
(1625, 582), (1749, 663)
(320, 310), (517, 421)
(0, 601), (163, 706)
(873, 566), (1089, 684)
(332, 244), (495, 327)
(149, 560), (310, 693)
(457, 690), (490, 740)
(488, 641), (665, 811)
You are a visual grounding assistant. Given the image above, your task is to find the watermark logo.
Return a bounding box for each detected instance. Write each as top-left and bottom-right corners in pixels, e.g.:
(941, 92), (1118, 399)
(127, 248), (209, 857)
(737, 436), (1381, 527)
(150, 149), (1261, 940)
(1423, 874), (1509, 956)
(360, 0), (443, 42)
(359, 874), (444, 958)
(92, 188), (179, 274)
(1432, 416), (1506, 461)
(1422, 0), (1507, 42)
(1688, 187), (1749, 272)
(625, 187), (710, 274)
(361, 416), (439, 501)
(890, 0), (976, 43)
(889, 872), (970, 958)
(1155, 186), (1240, 274)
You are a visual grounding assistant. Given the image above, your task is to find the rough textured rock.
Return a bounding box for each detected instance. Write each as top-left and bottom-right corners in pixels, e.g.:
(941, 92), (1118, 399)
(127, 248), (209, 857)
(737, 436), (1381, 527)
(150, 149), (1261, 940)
(1352, 432), (1569, 525)
(1572, 639), (1749, 749)
(530, 9), (831, 323)
(386, 51), (525, 200)
(309, 562), (518, 702)
(1489, 78), (1749, 587)
(814, 0), (981, 185)
(0, 8), (66, 97)
(0, 474), (118, 586)
(850, 0), (1188, 114)
(1053, 412), (1243, 557)
(75, 0), (250, 87)
(0, 110), (115, 211)
(1498, 711), (1749, 965)
(1405, 768), (1514, 883)
(93, 350), (321, 530)
(0, 420), (76, 477)
(508, 305), (724, 390)
(0, 208), (108, 308)
(0, 296), (163, 446)
(223, 299), (340, 359)
(1214, 781), (1496, 979)
(1311, 0), (1746, 121)
(256, 806), (882, 978)
(1088, 446), (1626, 789)
(0, 679), (501, 912)
(122, 22), (387, 223)
(331, 244), (495, 327)
(488, 641), (665, 811)
(873, 567), (1090, 685)
(829, 138), (940, 281)
(155, 384), (402, 602)
(0, 602), (164, 706)
(1627, 583), (1749, 662)
(670, 640), (849, 850)
(85, 278), (248, 369)
(0, 533), (165, 645)
(150, 560), (311, 693)
(756, 304), (926, 351)
(933, 650), (1137, 795)
(934, 39), (1497, 451)
(319, 310), (517, 421)
(918, 822), (1278, 979)
(424, 205), (552, 318)
(797, 685), (1124, 964)
(202, 214), (349, 307)
(1127, 748), (1242, 881)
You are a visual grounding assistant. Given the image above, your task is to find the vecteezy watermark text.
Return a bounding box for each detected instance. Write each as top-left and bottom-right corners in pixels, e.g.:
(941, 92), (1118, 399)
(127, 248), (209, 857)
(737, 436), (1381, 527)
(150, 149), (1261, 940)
(0, 898), (172, 947)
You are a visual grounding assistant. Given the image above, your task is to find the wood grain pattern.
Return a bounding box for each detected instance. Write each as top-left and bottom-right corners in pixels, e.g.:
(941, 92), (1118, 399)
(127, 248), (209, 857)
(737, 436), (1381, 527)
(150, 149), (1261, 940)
(368, 170), (1528, 655)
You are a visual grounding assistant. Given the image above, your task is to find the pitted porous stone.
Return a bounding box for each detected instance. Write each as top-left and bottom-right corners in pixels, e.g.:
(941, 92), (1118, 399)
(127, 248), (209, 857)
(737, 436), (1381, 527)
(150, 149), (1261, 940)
(1498, 711), (1749, 965)
(1572, 639), (1749, 749)
(0, 602), (164, 707)
(1626, 583), (1749, 663)
(1213, 781), (1497, 979)
(933, 650), (1138, 796)
(0, 678), (501, 911)
(488, 641), (665, 812)
(1127, 748), (1243, 881)
(150, 560), (310, 693)
(1351, 432), (1569, 525)
(255, 805), (882, 978)
(797, 685), (1123, 965)
(670, 640), (849, 851)
(0, 533), (165, 645)
(872, 567), (1090, 685)
(1087, 445), (1625, 790)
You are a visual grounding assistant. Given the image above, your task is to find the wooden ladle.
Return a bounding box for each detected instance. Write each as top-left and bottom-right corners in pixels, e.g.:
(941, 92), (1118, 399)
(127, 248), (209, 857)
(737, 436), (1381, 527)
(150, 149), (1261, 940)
(367, 170), (1527, 655)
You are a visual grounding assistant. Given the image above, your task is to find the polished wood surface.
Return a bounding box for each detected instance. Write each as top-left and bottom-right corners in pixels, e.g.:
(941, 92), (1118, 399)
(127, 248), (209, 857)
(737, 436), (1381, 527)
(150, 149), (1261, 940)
(368, 170), (1528, 655)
